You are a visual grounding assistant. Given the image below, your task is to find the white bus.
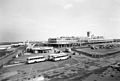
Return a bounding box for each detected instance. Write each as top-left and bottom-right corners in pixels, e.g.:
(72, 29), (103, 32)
(48, 53), (71, 61)
(27, 55), (46, 64)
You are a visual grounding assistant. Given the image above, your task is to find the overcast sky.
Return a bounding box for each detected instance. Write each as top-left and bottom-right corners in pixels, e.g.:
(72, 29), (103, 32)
(0, 0), (120, 42)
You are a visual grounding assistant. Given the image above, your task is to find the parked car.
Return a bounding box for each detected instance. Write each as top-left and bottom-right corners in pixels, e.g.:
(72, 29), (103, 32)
(110, 62), (120, 71)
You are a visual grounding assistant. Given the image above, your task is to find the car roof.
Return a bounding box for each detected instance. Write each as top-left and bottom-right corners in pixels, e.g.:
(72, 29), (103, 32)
(27, 55), (44, 59)
(49, 53), (68, 57)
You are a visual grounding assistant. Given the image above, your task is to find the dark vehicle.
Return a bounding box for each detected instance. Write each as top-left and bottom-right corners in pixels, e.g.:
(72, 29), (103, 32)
(110, 62), (120, 71)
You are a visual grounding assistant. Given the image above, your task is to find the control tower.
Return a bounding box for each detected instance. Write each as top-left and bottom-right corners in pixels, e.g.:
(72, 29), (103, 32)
(87, 31), (91, 38)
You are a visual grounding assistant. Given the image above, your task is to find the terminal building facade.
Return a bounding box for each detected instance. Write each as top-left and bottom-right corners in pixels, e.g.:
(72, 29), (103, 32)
(48, 36), (89, 48)
(47, 32), (111, 48)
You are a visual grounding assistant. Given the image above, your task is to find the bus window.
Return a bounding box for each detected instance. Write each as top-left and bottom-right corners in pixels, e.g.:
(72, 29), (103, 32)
(49, 53), (70, 61)
(27, 56), (46, 64)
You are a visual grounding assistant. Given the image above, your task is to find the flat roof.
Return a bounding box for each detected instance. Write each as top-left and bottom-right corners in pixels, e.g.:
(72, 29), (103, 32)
(49, 53), (68, 57)
(27, 55), (44, 59)
(48, 42), (81, 44)
(30, 47), (53, 50)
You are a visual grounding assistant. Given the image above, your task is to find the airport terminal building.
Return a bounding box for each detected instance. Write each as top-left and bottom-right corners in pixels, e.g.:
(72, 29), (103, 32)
(47, 33), (109, 48)
(47, 36), (89, 48)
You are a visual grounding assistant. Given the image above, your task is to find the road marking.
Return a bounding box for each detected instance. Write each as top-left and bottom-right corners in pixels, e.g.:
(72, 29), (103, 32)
(3, 63), (24, 68)
(71, 56), (80, 63)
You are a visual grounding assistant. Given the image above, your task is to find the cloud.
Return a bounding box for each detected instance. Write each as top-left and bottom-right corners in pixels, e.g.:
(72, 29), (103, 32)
(75, 0), (86, 3)
(52, 0), (73, 9)
(52, 0), (86, 10)
(64, 4), (73, 9)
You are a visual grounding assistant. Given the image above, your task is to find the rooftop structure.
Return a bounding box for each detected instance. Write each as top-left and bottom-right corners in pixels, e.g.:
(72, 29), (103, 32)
(87, 31), (91, 38)
(26, 46), (54, 54)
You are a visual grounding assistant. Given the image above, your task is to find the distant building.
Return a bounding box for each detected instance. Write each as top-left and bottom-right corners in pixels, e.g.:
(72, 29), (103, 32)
(89, 34), (105, 43)
(91, 35), (104, 39)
